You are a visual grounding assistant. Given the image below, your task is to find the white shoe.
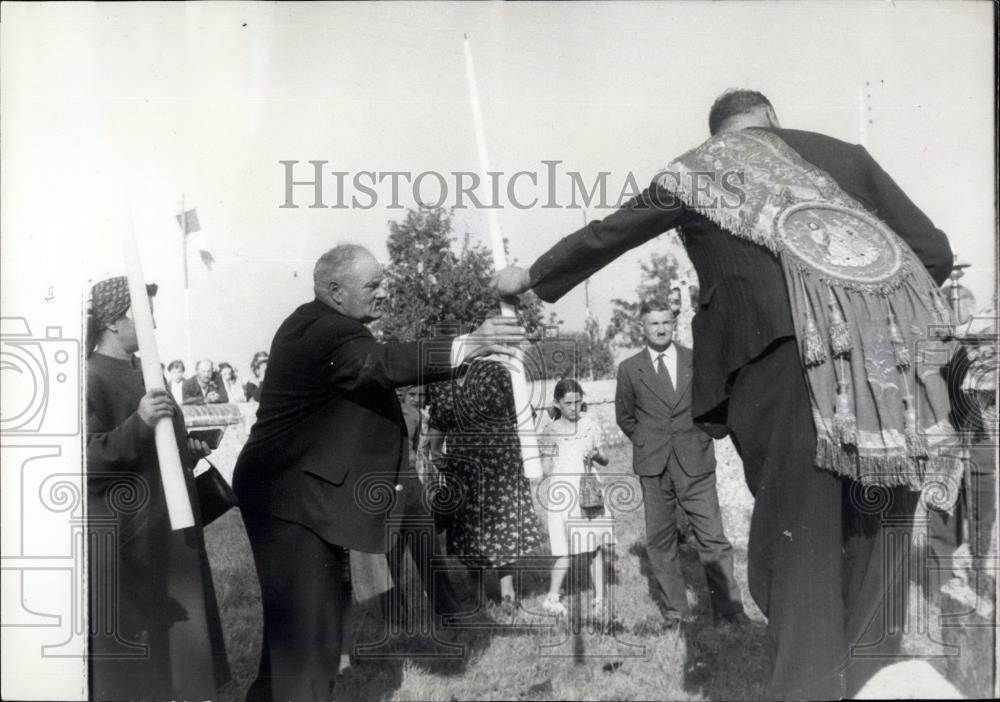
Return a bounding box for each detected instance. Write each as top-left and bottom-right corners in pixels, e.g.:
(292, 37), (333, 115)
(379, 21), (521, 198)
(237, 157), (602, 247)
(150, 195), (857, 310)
(542, 594), (567, 617)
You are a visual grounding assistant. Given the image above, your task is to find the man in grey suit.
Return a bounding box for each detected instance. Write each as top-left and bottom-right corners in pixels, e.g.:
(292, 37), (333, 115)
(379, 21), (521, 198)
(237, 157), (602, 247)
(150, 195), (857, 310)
(616, 299), (744, 626)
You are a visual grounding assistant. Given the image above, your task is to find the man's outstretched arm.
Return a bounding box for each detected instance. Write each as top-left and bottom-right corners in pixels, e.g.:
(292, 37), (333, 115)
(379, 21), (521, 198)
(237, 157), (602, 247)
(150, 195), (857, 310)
(496, 185), (685, 303)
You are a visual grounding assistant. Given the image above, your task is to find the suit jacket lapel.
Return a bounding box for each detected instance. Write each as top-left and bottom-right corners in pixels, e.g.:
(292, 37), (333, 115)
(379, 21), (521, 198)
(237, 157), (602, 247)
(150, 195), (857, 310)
(637, 350), (675, 405)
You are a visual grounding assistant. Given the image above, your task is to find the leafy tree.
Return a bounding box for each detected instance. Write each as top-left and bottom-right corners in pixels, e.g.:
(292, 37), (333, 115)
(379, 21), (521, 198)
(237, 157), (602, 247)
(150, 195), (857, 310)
(377, 207), (545, 341)
(379, 207), (618, 380)
(522, 313), (615, 381)
(605, 251), (683, 347)
(581, 313), (616, 379)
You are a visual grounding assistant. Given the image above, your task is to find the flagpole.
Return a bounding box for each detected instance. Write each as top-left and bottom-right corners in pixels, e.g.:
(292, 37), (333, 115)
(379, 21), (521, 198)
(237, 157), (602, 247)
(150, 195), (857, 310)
(463, 34), (541, 479)
(180, 194), (193, 364)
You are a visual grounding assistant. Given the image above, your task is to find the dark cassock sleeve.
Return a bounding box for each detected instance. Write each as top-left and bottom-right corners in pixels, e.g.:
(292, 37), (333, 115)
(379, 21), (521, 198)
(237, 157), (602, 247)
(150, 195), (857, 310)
(856, 144), (953, 285)
(86, 394), (155, 474)
(529, 185), (686, 303)
(303, 319), (457, 391)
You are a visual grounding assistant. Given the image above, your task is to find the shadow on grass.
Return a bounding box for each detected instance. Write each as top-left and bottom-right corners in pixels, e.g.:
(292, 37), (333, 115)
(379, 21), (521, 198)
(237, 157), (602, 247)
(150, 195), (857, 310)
(627, 539), (706, 616)
(680, 615), (769, 700)
(207, 510), (494, 702)
(627, 538), (771, 700)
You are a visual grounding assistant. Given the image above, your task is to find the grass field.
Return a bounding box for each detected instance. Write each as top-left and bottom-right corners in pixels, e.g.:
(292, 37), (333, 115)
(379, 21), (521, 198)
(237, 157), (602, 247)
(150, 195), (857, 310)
(202, 438), (995, 701)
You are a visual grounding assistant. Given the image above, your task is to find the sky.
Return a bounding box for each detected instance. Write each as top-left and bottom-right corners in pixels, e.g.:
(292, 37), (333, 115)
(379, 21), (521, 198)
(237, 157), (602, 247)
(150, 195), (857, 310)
(2, 1), (995, 375)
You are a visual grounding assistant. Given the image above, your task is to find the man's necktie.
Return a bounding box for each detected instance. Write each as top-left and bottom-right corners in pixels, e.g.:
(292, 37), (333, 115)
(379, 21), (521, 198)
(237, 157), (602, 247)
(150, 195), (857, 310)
(656, 353), (674, 391)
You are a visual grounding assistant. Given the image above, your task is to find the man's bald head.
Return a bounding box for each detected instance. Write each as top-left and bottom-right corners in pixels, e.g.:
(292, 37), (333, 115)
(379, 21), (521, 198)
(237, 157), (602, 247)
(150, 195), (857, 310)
(313, 244), (388, 322)
(196, 359), (214, 382)
(708, 89), (779, 135)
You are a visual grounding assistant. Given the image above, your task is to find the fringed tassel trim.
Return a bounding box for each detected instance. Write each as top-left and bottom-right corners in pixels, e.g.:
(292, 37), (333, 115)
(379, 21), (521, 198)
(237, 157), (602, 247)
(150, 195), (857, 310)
(658, 162), (782, 255)
(827, 288), (852, 356)
(903, 393), (929, 458)
(886, 307), (910, 368)
(814, 439), (961, 507)
(833, 368), (858, 446)
(803, 311), (827, 366)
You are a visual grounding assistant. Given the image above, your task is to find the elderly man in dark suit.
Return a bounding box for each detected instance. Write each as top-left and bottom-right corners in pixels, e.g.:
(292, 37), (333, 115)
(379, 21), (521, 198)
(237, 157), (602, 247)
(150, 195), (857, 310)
(616, 299), (744, 626)
(493, 91), (953, 699)
(233, 244), (522, 702)
(181, 359), (228, 404)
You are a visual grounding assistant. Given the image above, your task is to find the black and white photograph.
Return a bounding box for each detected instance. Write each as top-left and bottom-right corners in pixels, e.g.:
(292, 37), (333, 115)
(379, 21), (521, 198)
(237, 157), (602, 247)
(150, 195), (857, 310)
(1, 2), (996, 701)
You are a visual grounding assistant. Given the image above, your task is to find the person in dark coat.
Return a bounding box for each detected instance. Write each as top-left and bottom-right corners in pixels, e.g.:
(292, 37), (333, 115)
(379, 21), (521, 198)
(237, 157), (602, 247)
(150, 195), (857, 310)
(492, 90), (953, 699)
(232, 244), (523, 701)
(616, 300), (744, 625)
(182, 359), (229, 404)
(85, 276), (229, 702)
(244, 351), (269, 402)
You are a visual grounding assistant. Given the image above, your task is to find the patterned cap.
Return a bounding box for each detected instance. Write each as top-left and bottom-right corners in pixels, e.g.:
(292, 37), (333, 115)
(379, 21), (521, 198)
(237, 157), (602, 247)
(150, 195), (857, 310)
(89, 276), (131, 329)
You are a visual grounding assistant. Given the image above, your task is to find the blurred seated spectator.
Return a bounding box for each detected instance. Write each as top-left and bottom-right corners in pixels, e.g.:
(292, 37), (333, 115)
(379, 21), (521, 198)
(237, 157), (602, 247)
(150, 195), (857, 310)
(398, 385), (430, 473)
(182, 359), (229, 404)
(218, 362), (246, 403)
(245, 351), (269, 402)
(166, 360), (186, 404)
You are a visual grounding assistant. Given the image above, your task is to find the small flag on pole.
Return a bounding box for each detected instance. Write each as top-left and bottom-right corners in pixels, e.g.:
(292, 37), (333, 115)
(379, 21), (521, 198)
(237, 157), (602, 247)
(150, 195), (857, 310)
(177, 207), (214, 270)
(176, 208), (201, 234)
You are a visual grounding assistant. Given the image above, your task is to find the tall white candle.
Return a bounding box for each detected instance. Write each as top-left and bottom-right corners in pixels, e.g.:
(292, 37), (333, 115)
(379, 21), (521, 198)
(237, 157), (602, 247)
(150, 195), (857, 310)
(124, 231), (195, 530)
(463, 34), (541, 479)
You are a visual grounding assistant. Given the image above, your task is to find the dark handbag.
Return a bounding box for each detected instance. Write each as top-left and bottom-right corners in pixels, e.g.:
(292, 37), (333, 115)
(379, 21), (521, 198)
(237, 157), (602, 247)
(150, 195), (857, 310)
(196, 460), (238, 525)
(579, 456), (604, 510)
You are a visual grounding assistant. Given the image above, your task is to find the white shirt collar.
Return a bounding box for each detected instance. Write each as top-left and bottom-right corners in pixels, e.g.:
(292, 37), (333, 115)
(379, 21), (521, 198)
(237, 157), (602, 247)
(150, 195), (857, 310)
(647, 343), (678, 382)
(646, 344), (675, 363)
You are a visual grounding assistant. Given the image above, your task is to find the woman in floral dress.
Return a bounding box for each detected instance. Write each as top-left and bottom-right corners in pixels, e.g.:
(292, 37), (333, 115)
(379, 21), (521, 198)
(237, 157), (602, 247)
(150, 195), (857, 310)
(428, 359), (543, 608)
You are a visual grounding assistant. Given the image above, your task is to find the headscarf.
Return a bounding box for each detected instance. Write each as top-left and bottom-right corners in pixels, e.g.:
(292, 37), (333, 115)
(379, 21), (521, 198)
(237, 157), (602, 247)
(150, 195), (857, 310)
(89, 276), (132, 330)
(86, 277), (157, 355)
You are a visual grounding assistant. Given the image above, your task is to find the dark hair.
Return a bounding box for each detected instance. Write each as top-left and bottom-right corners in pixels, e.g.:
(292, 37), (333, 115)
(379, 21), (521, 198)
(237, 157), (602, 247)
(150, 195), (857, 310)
(218, 361), (236, 379)
(250, 350), (269, 375)
(554, 377), (584, 401)
(708, 89), (773, 135)
(167, 360), (185, 372)
(550, 378), (587, 420)
(638, 298), (677, 317)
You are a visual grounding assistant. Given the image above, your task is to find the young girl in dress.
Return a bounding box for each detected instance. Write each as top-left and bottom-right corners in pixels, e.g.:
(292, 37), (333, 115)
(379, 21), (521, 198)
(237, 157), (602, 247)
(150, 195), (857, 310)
(538, 378), (612, 617)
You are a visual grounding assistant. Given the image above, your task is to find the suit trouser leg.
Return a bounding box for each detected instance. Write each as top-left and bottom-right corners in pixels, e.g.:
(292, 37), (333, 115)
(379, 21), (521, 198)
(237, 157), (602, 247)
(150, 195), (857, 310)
(673, 464), (744, 616)
(386, 471), (462, 622)
(927, 493), (962, 593)
(243, 511), (348, 702)
(727, 339), (846, 700)
(967, 442), (996, 560)
(640, 471), (690, 617)
(927, 441), (997, 590)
